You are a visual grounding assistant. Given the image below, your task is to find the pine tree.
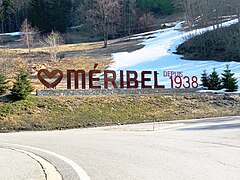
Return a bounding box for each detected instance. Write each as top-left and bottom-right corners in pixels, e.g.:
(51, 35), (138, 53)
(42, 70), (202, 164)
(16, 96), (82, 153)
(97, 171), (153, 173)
(0, 73), (8, 95)
(221, 65), (238, 92)
(159, 0), (173, 15)
(208, 68), (222, 90)
(137, 0), (172, 14)
(28, 0), (72, 33)
(201, 70), (209, 88)
(2, 0), (14, 33)
(10, 70), (33, 100)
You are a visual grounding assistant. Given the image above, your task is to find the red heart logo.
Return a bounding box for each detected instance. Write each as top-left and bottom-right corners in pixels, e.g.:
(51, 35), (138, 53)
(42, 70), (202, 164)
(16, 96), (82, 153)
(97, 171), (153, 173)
(37, 69), (63, 88)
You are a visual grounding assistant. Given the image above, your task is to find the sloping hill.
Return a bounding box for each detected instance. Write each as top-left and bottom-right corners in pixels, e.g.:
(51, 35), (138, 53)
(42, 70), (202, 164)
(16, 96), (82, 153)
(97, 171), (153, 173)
(176, 23), (240, 61)
(112, 19), (240, 89)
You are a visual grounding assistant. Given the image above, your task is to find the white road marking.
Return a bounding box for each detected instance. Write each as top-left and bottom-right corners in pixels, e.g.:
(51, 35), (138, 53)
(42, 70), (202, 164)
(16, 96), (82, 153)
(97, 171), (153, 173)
(1, 143), (91, 180)
(14, 148), (62, 180)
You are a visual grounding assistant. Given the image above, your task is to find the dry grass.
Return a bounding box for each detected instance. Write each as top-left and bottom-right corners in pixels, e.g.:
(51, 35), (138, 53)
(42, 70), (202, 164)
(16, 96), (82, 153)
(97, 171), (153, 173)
(0, 42), (112, 87)
(0, 41), (102, 54)
(0, 93), (239, 132)
(55, 55), (112, 72)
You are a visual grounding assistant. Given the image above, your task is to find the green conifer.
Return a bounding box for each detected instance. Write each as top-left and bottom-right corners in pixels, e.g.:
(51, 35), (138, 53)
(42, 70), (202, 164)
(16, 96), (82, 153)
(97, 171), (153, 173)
(221, 65), (238, 92)
(10, 70), (34, 100)
(201, 70), (209, 88)
(208, 68), (222, 90)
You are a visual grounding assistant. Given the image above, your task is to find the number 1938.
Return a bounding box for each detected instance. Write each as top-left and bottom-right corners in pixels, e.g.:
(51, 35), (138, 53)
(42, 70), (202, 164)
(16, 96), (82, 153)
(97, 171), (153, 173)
(169, 76), (198, 89)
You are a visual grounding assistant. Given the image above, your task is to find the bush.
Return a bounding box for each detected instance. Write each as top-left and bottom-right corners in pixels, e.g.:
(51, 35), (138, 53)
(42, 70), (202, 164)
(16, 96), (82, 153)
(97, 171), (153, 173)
(0, 73), (8, 95)
(10, 70), (34, 100)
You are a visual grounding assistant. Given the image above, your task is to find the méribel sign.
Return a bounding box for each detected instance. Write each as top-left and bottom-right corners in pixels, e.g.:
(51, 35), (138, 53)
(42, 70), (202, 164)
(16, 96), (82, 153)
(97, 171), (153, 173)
(37, 66), (199, 89)
(37, 64), (166, 89)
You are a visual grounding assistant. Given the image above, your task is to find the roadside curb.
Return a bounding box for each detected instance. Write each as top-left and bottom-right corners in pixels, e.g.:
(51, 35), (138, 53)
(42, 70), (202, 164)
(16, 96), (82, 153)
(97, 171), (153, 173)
(1, 143), (91, 180)
(0, 146), (62, 180)
(15, 148), (62, 180)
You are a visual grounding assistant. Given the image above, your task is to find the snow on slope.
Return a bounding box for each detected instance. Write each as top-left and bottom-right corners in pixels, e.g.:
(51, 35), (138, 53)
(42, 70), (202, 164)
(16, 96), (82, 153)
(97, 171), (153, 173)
(0, 32), (22, 36)
(111, 19), (240, 89)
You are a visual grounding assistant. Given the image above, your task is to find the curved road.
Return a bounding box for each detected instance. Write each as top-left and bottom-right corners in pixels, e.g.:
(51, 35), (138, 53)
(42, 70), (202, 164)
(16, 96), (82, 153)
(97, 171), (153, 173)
(0, 116), (240, 180)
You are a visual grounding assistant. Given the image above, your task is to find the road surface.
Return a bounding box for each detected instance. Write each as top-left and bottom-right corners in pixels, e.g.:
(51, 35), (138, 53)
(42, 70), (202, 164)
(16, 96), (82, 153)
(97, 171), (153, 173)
(0, 116), (240, 180)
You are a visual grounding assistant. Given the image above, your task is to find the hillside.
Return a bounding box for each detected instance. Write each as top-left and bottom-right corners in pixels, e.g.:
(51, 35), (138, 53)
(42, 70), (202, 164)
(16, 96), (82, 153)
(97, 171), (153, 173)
(112, 19), (240, 89)
(176, 23), (240, 62)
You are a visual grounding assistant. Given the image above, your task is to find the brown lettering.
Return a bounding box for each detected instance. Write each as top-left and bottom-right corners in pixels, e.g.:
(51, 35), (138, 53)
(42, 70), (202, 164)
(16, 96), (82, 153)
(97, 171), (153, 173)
(120, 70), (124, 89)
(67, 70), (86, 89)
(89, 70), (101, 89)
(127, 71), (138, 89)
(154, 71), (165, 89)
(141, 71), (152, 89)
(104, 70), (117, 89)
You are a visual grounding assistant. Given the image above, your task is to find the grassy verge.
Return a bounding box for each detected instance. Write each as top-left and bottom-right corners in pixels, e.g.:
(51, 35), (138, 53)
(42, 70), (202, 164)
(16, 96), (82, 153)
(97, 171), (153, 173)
(0, 93), (240, 132)
(176, 23), (240, 62)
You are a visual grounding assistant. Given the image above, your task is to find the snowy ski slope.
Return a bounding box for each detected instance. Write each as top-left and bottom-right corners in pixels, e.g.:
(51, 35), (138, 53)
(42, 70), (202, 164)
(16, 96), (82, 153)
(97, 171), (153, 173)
(111, 19), (240, 89)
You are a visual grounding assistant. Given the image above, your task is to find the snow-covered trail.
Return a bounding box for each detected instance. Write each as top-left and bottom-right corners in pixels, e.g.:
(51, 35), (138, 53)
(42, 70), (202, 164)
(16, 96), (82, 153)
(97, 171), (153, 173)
(111, 19), (240, 88)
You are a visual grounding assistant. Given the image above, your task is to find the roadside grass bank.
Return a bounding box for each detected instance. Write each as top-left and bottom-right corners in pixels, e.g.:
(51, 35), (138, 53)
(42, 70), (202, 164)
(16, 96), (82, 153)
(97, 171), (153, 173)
(0, 93), (240, 132)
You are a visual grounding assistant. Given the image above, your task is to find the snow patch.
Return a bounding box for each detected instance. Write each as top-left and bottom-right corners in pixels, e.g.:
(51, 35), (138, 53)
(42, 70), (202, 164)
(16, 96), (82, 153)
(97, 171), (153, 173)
(111, 19), (240, 89)
(0, 32), (22, 36)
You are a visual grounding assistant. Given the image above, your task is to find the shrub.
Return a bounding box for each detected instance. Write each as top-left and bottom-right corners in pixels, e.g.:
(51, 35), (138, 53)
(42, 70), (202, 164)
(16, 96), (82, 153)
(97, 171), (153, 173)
(10, 70), (34, 100)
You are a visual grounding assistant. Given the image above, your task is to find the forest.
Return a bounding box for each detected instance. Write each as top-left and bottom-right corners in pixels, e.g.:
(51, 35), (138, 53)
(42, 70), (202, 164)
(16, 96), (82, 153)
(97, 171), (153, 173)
(0, 0), (239, 45)
(0, 0), (173, 33)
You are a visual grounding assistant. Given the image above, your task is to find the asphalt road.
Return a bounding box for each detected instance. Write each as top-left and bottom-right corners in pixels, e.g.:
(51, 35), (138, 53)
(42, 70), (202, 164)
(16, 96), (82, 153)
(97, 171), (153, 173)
(0, 116), (240, 180)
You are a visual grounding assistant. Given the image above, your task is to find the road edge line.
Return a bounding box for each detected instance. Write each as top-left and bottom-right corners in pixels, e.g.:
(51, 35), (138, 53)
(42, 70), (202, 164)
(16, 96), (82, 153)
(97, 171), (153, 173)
(15, 148), (62, 180)
(1, 143), (91, 180)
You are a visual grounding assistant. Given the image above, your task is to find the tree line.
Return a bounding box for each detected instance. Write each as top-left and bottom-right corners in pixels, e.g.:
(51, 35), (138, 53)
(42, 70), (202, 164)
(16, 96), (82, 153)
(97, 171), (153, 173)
(1, 0), (239, 34)
(1, 0), (239, 49)
(0, 0), (174, 34)
(173, 0), (240, 29)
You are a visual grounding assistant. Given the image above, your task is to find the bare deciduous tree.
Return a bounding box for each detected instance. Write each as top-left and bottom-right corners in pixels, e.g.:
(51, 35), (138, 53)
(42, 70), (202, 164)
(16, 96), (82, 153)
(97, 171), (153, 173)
(173, 0), (240, 30)
(87, 0), (122, 48)
(122, 0), (137, 36)
(20, 18), (37, 53)
(41, 31), (61, 62)
(138, 12), (154, 32)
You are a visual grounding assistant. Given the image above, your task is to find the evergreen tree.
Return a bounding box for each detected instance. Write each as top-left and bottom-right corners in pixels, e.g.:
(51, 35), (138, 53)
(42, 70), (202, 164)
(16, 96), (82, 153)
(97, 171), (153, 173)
(159, 0), (173, 15)
(10, 70), (33, 100)
(201, 70), (209, 88)
(2, 0), (14, 32)
(137, 0), (172, 15)
(208, 68), (222, 90)
(0, 73), (8, 95)
(28, 0), (72, 33)
(221, 65), (238, 92)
